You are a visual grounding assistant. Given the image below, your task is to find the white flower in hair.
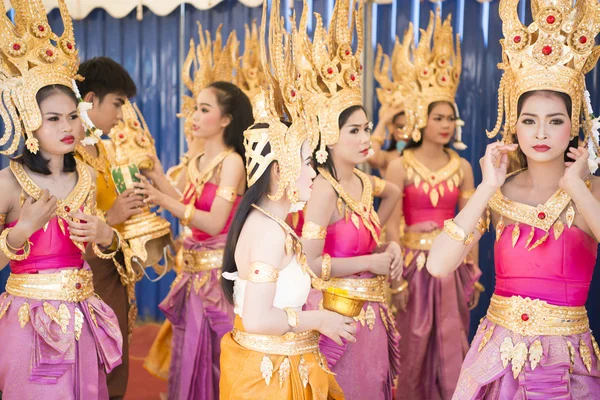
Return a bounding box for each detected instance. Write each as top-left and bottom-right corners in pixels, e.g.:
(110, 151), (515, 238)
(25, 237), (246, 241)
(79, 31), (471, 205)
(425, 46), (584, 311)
(81, 136), (98, 146)
(78, 101), (93, 114)
(289, 201), (305, 213)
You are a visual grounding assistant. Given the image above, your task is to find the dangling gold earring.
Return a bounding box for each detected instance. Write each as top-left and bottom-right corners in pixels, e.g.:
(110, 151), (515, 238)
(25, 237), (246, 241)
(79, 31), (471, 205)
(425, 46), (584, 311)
(412, 129), (421, 142)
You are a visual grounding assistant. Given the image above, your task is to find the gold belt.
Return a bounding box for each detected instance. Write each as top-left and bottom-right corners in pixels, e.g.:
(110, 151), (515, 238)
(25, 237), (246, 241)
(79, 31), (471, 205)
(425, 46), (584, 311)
(6, 269), (94, 302)
(232, 329), (320, 356)
(179, 248), (224, 274)
(327, 275), (387, 303)
(486, 294), (589, 336)
(401, 229), (440, 251)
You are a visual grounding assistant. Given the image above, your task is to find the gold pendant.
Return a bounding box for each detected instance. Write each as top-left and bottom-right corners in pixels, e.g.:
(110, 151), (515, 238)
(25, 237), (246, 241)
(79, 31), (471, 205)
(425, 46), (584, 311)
(430, 188), (439, 207)
(478, 323), (495, 352)
(448, 179), (455, 193)
(414, 175), (422, 189)
(500, 336), (514, 368)
(404, 250), (415, 267)
(379, 307), (389, 331)
(580, 339), (593, 373)
(260, 355), (274, 386)
(511, 223), (520, 248)
(278, 357), (291, 388)
(365, 304), (376, 331)
(566, 204), (575, 228)
(553, 219), (565, 241)
(350, 213), (360, 230)
(567, 340), (575, 373)
(529, 339), (543, 371)
(74, 307), (84, 341)
(354, 307), (366, 327)
(452, 174), (461, 188)
(18, 302), (30, 328)
(298, 356), (310, 388)
(495, 216), (505, 242)
(525, 226), (535, 248)
(416, 252), (426, 271)
(591, 335), (600, 366)
(57, 303), (71, 334)
(439, 185), (445, 198)
(43, 222), (49, 232)
(89, 304), (98, 328)
(0, 298), (11, 320)
(422, 182), (430, 194)
(528, 232), (549, 251)
(511, 342), (528, 379)
(406, 167), (414, 181)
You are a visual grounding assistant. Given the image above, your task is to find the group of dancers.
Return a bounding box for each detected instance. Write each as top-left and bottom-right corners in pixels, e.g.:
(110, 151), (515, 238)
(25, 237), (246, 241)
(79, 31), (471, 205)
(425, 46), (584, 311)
(1, 0), (600, 399)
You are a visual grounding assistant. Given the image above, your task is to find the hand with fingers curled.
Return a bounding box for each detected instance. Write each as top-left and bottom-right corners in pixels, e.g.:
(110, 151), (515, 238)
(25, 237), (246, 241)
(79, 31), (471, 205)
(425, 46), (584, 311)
(66, 211), (115, 248)
(367, 252), (394, 276)
(405, 221), (440, 233)
(385, 241), (403, 280)
(140, 154), (165, 181)
(133, 173), (167, 209)
(479, 142), (519, 190)
(317, 309), (357, 346)
(560, 146), (592, 193)
(14, 189), (57, 240)
(105, 188), (145, 226)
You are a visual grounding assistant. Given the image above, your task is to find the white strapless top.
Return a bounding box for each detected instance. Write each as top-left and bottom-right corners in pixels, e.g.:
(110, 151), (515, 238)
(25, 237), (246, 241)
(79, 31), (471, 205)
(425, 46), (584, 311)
(222, 256), (312, 317)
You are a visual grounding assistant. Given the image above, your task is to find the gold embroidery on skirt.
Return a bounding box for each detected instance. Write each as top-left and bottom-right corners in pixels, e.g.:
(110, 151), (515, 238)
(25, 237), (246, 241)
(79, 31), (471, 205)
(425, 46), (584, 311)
(88, 304), (98, 328)
(511, 342), (528, 378)
(279, 357), (291, 388)
(478, 323), (495, 352)
(529, 339), (543, 371)
(18, 302), (30, 328)
(261, 355), (274, 385)
(416, 252), (426, 271)
(580, 339), (593, 373)
(500, 337), (514, 368)
(365, 304), (376, 330)
(380, 307), (389, 331)
(74, 307), (84, 341)
(567, 340), (575, 373)
(298, 356), (309, 388)
(354, 308), (366, 327)
(591, 335), (600, 367)
(0, 298), (12, 320)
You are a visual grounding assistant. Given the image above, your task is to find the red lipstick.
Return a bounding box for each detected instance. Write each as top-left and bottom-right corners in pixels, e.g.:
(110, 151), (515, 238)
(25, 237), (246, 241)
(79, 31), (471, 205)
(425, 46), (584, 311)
(61, 135), (75, 144)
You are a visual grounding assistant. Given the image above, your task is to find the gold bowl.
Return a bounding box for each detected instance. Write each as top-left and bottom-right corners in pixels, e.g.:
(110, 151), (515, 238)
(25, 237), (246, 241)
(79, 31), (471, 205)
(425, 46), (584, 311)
(322, 287), (365, 317)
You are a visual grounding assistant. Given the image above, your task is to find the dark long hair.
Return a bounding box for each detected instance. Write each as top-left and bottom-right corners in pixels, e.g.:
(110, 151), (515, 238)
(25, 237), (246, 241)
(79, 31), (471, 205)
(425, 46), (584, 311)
(222, 123), (274, 304)
(385, 111), (405, 153)
(402, 101), (455, 153)
(317, 104), (366, 180)
(14, 85), (77, 175)
(208, 81), (254, 167)
(514, 90), (576, 169)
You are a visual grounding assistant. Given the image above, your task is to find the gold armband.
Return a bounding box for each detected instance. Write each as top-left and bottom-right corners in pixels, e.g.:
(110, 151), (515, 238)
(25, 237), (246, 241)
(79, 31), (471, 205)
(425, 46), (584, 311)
(302, 221), (327, 240)
(460, 188), (476, 200)
(181, 203), (196, 227)
(474, 281), (485, 293)
(283, 307), (299, 329)
(216, 186), (237, 203)
(0, 228), (31, 261)
(92, 229), (121, 260)
(0, 214), (6, 228)
(371, 136), (385, 145)
(321, 254), (331, 281)
(443, 219), (475, 245)
(390, 280), (408, 295)
(247, 262), (279, 283)
(373, 176), (386, 197)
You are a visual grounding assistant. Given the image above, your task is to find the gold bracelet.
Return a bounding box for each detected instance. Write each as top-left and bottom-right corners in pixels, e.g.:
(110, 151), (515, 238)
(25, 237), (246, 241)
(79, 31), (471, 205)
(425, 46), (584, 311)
(475, 216), (488, 235)
(247, 262), (279, 283)
(181, 203), (196, 227)
(390, 280), (408, 294)
(321, 254), (331, 281)
(373, 176), (386, 197)
(302, 221), (327, 240)
(474, 281), (485, 293)
(0, 228), (31, 261)
(371, 136), (385, 145)
(92, 229), (121, 260)
(216, 186), (237, 203)
(283, 307), (299, 329)
(460, 188), (476, 200)
(443, 219), (475, 245)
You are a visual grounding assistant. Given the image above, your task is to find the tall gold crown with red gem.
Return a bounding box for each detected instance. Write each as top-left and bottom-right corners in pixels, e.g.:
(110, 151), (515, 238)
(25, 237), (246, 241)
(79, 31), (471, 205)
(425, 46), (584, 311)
(235, 20), (266, 105)
(397, 9), (464, 146)
(0, 0), (79, 155)
(293, 0), (364, 163)
(179, 23), (237, 142)
(374, 42), (406, 117)
(243, 0), (318, 203)
(488, 0), (600, 142)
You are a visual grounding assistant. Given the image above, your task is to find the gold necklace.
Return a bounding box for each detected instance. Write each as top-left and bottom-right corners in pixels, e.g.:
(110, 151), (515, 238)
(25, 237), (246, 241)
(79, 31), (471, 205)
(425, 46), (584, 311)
(186, 149), (233, 200)
(76, 143), (111, 185)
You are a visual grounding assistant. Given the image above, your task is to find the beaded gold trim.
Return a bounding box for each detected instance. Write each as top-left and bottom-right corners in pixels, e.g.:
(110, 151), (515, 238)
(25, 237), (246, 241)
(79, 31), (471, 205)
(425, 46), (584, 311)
(180, 248), (224, 273)
(372, 176), (386, 197)
(486, 294), (589, 337)
(247, 262), (279, 283)
(232, 328), (320, 356)
(403, 148), (462, 207)
(75, 142), (112, 186)
(301, 221), (327, 240)
(216, 186), (237, 203)
(401, 230), (440, 251)
(0, 228), (31, 260)
(6, 269), (94, 302)
(187, 150), (233, 200)
(0, 214), (5, 227)
(319, 167), (380, 243)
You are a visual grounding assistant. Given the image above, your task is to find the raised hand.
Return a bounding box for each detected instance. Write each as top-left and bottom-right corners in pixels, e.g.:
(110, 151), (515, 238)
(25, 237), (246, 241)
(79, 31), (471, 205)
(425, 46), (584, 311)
(479, 142), (518, 190)
(15, 189), (57, 237)
(318, 310), (357, 346)
(67, 211), (115, 247)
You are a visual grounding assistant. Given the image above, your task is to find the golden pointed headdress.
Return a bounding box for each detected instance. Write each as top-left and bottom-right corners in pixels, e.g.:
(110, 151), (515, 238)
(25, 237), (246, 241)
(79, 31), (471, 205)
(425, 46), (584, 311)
(0, 0), (79, 155)
(243, 0), (318, 204)
(235, 21), (266, 104)
(374, 42), (406, 117)
(398, 9), (466, 148)
(293, 0), (364, 163)
(488, 0), (600, 167)
(179, 23), (237, 142)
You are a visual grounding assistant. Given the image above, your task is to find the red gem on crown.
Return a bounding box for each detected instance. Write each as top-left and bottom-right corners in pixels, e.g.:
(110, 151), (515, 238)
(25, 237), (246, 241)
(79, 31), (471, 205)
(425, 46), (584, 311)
(350, 74), (356, 81)
(345, 50), (350, 56)
(546, 15), (555, 24)
(38, 25), (45, 32)
(513, 36), (521, 44)
(13, 43), (21, 51)
(542, 46), (552, 56)
(46, 49), (54, 57)
(327, 67), (334, 75)
(579, 36), (588, 44)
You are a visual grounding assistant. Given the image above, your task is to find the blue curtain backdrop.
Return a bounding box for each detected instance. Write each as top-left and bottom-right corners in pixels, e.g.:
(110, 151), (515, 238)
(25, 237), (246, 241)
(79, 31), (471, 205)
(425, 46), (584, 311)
(1, 0), (600, 339)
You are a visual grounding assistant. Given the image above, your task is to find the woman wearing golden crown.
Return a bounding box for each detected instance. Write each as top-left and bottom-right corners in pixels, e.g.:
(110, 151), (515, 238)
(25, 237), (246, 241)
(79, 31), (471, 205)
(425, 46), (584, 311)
(0, 1), (126, 398)
(427, 0), (600, 397)
(218, 1), (355, 398)
(295, 1), (402, 398)
(133, 24), (255, 400)
(382, 10), (483, 399)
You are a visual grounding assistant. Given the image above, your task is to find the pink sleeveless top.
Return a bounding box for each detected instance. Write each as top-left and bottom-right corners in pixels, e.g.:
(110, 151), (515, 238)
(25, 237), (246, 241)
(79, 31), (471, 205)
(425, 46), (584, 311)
(403, 184), (459, 227)
(182, 182), (240, 242)
(494, 225), (596, 307)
